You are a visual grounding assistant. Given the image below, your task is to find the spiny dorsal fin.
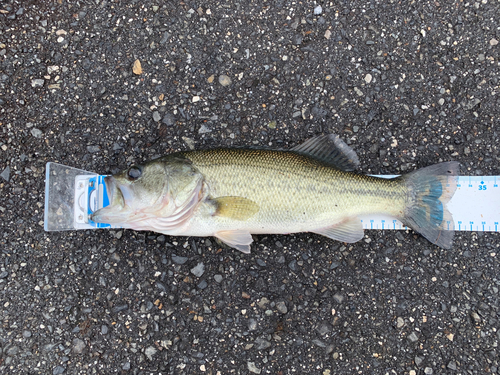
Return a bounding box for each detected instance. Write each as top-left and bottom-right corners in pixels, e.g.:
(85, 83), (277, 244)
(291, 134), (360, 171)
(213, 196), (259, 221)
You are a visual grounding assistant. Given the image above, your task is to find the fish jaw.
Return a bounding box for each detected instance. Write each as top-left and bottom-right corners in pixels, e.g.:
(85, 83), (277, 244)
(91, 205), (134, 224)
(91, 176), (132, 224)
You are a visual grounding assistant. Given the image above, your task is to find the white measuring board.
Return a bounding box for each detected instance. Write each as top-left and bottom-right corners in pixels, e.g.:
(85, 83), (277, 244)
(360, 176), (500, 232)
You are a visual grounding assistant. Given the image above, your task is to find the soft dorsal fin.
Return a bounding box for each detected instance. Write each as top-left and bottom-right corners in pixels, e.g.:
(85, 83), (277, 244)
(291, 134), (360, 171)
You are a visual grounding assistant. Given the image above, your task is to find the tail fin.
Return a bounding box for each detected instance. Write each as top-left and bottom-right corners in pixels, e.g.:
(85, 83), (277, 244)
(401, 162), (459, 249)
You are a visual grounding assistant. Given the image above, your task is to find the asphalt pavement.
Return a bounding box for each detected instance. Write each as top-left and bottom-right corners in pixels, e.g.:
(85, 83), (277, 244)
(1, 0), (499, 374)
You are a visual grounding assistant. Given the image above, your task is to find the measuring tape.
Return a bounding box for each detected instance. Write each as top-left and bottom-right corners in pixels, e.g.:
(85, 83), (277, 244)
(360, 176), (500, 232)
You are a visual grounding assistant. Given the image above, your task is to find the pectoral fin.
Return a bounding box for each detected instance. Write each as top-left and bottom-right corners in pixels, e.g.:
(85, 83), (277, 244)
(213, 196), (259, 221)
(214, 230), (253, 253)
(312, 217), (364, 243)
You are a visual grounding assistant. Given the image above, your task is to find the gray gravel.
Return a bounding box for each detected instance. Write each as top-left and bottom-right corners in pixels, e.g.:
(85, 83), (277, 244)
(1, 0), (500, 374)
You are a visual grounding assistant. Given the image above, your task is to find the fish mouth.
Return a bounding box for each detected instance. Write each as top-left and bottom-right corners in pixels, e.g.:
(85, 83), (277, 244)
(91, 176), (128, 224)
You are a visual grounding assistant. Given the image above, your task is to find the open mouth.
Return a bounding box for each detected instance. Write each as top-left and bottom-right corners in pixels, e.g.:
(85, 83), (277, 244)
(103, 176), (126, 209)
(90, 176), (126, 223)
(104, 176), (116, 203)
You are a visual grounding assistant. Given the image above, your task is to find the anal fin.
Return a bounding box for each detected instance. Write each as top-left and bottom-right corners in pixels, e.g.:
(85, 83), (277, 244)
(312, 217), (364, 243)
(215, 230), (253, 254)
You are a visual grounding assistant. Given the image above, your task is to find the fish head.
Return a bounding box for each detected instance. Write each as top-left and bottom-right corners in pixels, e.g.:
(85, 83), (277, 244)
(91, 160), (173, 224)
(91, 156), (204, 226)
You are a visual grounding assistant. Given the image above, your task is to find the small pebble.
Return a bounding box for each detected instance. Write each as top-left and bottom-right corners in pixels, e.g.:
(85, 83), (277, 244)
(31, 128), (43, 138)
(197, 279), (208, 289)
(145, 346), (157, 360)
(364, 73), (372, 84)
(47, 65), (59, 74)
(72, 338), (85, 354)
(276, 301), (288, 314)
(254, 336), (271, 350)
(190, 262), (205, 277)
(447, 361), (457, 370)
(415, 356), (424, 367)
(317, 321), (332, 336)
(248, 362), (261, 374)
(471, 311), (481, 323)
(31, 79), (44, 88)
(0, 166), (10, 182)
(153, 111), (161, 122)
(172, 255), (188, 264)
(111, 304), (128, 313)
(162, 113), (175, 126)
(248, 319), (258, 331)
(256, 259), (266, 267)
(198, 124), (212, 134)
(258, 297), (270, 308)
(408, 332), (419, 342)
(490, 38), (498, 46)
(214, 274), (223, 283)
(86, 145), (100, 153)
(333, 293), (344, 303)
(314, 5), (323, 15)
(218, 75), (232, 87)
(132, 59), (143, 75)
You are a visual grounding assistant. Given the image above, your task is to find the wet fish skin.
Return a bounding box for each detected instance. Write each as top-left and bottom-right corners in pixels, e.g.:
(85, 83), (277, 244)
(91, 135), (459, 253)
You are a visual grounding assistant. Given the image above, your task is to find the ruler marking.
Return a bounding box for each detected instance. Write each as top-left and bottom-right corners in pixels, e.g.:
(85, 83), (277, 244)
(360, 176), (500, 232)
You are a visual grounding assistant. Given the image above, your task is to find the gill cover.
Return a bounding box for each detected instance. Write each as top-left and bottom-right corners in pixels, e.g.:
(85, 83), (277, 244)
(92, 156), (205, 230)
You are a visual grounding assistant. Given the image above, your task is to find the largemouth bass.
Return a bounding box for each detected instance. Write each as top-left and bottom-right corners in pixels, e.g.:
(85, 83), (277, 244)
(92, 134), (459, 253)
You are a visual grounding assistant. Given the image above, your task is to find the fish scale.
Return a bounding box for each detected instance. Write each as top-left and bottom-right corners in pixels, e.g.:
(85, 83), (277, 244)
(180, 148), (408, 233)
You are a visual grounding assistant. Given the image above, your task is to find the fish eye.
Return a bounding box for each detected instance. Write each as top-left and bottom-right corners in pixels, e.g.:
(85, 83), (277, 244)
(127, 166), (142, 181)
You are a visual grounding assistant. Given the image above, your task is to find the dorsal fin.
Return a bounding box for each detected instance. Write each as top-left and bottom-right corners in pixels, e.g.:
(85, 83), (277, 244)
(291, 134), (360, 171)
